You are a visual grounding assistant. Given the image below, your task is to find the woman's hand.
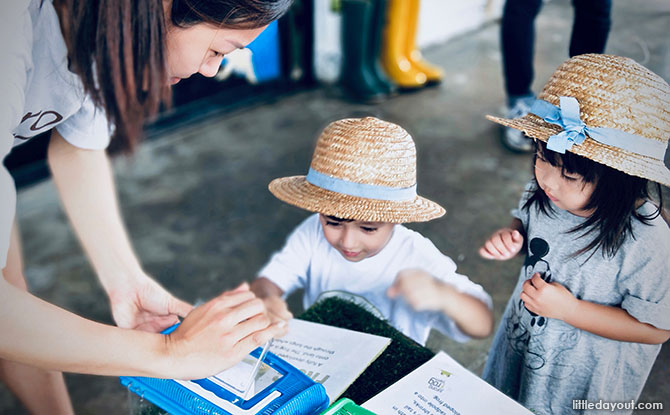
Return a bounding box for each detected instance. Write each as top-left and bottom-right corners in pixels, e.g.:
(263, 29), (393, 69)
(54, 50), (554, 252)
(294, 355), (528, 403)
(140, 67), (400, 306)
(479, 227), (524, 260)
(521, 273), (577, 321)
(108, 272), (193, 332)
(165, 283), (287, 380)
(387, 269), (444, 311)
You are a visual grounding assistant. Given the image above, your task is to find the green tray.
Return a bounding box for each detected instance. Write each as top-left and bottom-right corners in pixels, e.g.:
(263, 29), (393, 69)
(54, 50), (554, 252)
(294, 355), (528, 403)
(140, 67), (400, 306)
(320, 398), (377, 415)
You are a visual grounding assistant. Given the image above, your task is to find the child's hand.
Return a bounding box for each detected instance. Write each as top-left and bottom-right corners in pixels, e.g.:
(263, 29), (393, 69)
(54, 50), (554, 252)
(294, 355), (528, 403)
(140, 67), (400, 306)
(249, 277), (292, 325)
(521, 273), (577, 321)
(479, 227), (524, 260)
(388, 269), (494, 338)
(387, 269), (446, 312)
(261, 295), (293, 324)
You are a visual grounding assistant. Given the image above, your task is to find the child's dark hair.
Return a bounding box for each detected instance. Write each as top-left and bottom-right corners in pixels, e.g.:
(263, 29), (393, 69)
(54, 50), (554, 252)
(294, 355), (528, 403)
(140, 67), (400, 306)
(324, 215), (354, 223)
(524, 140), (664, 258)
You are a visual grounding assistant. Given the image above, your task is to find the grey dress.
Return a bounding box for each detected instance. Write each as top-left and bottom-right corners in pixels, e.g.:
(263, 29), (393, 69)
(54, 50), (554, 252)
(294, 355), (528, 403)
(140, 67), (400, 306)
(483, 184), (670, 415)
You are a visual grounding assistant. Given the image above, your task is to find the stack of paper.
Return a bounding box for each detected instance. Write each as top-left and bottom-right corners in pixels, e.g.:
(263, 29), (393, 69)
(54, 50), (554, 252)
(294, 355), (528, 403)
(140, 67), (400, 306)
(273, 319), (391, 403)
(362, 352), (532, 415)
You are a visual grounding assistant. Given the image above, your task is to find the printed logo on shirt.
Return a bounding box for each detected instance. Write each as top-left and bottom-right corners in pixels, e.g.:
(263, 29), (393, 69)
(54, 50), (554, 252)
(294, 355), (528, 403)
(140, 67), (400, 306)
(14, 110), (64, 140)
(506, 237), (580, 376)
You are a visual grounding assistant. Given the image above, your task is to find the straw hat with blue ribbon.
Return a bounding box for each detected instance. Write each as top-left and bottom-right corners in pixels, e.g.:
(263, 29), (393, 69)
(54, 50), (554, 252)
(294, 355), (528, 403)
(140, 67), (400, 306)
(487, 54), (670, 187)
(268, 117), (445, 223)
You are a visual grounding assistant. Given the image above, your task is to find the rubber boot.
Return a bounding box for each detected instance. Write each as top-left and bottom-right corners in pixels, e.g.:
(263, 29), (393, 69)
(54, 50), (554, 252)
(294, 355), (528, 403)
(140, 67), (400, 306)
(406, 0), (443, 84)
(368, 0), (396, 95)
(381, 0), (427, 89)
(340, 0), (387, 102)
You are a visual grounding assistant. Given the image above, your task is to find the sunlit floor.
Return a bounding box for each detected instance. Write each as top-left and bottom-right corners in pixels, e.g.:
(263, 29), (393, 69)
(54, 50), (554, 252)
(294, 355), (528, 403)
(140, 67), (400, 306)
(4, 0), (669, 413)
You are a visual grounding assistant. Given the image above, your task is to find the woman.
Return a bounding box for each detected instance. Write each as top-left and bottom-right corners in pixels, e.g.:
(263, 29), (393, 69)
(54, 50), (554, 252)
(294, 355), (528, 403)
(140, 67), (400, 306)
(0, 0), (292, 412)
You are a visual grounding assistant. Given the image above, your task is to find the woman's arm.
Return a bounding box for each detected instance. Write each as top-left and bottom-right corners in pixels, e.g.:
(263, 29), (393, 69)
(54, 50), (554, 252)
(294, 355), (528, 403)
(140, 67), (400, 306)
(0, 277), (286, 379)
(0, 0), (31, 269)
(521, 274), (670, 344)
(47, 130), (191, 331)
(0, 276), (167, 376)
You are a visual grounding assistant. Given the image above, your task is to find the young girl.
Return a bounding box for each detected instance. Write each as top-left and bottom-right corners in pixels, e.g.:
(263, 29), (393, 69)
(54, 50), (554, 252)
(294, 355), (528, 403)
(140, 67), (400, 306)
(0, 0), (290, 412)
(480, 54), (670, 415)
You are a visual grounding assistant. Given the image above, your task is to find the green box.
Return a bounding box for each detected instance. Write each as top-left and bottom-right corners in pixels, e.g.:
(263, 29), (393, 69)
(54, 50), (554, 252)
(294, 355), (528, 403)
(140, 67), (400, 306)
(320, 398), (377, 415)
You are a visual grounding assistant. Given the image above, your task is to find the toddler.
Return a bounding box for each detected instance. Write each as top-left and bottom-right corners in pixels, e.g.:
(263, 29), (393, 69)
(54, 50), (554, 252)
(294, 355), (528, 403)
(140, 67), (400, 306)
(481, 54), (670, 415)
(251, 117), (493, 345)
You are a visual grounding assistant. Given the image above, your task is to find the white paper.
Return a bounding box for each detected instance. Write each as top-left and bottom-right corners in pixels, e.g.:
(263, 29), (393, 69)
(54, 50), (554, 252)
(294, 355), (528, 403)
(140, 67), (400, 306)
(173, 354), (282, 406)
(208, 355), (258, 394)
(272, 319), (391, 403)
(208, 354), (279, 397)
(362, 351), (533, 415)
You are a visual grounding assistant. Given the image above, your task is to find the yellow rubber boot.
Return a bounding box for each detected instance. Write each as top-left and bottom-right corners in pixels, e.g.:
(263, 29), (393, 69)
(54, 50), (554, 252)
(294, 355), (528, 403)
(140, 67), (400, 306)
(381, 0), (427, 89)
(406, 0), (443, 83)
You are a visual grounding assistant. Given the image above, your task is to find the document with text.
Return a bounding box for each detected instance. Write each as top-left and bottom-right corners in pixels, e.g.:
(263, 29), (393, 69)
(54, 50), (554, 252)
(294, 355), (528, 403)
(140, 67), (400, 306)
(362, 351), (532, 415)
(273, 319), (391, 403)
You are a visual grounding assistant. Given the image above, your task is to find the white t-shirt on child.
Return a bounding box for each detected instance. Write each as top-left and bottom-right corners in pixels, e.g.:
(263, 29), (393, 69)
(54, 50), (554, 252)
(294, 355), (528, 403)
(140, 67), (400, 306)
(258, 213), (492, 345)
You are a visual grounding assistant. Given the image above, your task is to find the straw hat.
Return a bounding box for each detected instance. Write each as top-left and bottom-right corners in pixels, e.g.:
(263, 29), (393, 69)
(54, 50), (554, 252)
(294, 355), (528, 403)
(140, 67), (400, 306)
(487, 54), (670, 187)
(268, 117), (445, 223)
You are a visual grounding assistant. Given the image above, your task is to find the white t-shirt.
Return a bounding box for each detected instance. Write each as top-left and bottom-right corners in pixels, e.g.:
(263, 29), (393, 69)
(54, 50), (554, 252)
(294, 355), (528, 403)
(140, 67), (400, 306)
(258, 214), (492, 345)
(0, 0), (110, 267)
(12, 0), (111, 149)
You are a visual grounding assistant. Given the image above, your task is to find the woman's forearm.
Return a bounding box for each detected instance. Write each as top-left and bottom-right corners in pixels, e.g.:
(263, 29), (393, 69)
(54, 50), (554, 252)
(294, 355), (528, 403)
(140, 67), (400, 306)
(0, 277), (168, 377)
(47, 130), (143, 290)
(0, 277), (286, 379)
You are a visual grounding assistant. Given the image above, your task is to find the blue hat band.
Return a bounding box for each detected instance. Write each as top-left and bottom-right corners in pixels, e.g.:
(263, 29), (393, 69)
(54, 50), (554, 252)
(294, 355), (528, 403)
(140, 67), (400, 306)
(531, 97), (667, 159)
(305, 168), (417, 202)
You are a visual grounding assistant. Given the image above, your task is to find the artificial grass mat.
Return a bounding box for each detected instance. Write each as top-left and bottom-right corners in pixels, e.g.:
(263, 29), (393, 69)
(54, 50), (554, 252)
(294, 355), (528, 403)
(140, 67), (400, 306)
(298, 296), (435, 405)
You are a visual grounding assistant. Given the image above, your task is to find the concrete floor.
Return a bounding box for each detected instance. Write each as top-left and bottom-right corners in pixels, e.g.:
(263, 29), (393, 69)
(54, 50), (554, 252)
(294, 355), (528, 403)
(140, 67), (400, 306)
(3, 0), (670, 413)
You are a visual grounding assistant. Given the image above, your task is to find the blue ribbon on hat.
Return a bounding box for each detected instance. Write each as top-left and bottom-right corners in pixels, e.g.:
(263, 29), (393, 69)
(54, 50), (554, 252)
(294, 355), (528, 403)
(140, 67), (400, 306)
(530, 97), (666, 159)
(305, 168), (417, 201)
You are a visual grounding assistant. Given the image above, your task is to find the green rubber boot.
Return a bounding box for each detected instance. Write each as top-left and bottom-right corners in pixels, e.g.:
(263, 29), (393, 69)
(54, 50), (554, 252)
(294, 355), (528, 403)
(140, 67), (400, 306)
(368, 0), (396, 95)
(340, 0), (387, 102)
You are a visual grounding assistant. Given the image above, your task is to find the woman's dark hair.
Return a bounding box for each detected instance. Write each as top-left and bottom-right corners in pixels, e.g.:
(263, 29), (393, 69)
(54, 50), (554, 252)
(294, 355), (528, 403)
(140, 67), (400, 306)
(57, 0), (292, 151)
(170, 0), (292, 29)
(524, 140), (663, 258)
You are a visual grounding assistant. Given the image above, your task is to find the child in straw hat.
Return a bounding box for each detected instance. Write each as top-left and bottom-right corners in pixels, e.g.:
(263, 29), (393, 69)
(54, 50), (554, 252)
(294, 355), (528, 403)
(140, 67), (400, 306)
(480, 54), (670, 415)
(250, 117), (493, 345)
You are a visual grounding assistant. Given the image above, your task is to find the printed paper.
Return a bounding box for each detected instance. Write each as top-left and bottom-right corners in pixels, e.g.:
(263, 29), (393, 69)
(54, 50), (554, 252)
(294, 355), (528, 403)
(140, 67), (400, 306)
(273, 319), (391, 402)
(362, 351), (533, 415)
